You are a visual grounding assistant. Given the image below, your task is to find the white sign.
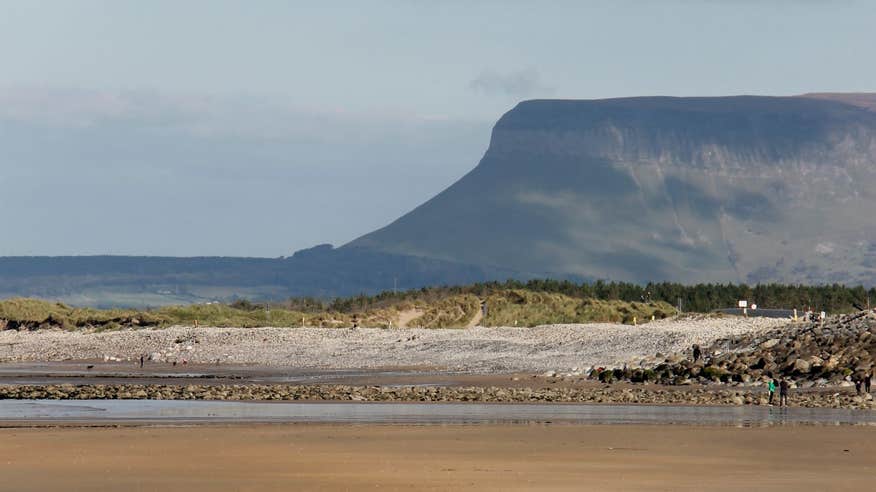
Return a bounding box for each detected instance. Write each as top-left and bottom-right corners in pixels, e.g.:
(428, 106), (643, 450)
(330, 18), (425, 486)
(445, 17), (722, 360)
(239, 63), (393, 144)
(738, 300), (748, 308)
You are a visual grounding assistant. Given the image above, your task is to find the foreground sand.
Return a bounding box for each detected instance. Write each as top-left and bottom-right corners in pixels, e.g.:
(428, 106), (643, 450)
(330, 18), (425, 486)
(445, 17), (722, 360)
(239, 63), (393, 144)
(2, 424), (874, 491)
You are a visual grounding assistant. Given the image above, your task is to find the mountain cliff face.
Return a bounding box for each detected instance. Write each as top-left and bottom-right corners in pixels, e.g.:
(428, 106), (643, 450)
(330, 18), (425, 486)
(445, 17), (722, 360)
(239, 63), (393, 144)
(347, 95), (876, 285)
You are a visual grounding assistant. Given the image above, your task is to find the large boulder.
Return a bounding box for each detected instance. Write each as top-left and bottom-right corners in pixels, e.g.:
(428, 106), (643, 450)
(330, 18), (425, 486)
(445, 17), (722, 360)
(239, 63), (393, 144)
(793, 358), (812, 374)
(760, 338), (780, 349)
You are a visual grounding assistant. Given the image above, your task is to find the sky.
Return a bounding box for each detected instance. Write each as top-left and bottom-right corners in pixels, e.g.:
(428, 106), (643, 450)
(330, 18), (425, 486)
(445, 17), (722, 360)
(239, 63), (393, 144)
(2, 0), (875, 256)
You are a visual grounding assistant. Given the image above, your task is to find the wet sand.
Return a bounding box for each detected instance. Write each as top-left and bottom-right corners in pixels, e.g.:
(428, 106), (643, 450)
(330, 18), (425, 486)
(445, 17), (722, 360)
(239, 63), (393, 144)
(0, 360), (814, 391)
(0, 361), (674, 389)
(0, 361), (463, 387)
(2, 424), (874, 491)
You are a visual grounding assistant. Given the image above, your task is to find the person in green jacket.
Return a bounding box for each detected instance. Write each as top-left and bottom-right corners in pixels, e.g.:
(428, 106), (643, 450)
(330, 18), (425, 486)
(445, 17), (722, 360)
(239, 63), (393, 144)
(768, 378), (777, 406)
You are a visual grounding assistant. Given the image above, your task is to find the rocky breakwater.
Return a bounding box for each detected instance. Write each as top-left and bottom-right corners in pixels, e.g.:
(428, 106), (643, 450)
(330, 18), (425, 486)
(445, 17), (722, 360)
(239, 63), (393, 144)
(0, 383), (872, 409)
(593, 312), (875, 390)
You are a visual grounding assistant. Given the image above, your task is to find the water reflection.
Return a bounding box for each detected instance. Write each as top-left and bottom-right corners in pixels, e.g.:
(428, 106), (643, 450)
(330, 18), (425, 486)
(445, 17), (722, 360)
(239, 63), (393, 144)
(0, 400), (873, 426)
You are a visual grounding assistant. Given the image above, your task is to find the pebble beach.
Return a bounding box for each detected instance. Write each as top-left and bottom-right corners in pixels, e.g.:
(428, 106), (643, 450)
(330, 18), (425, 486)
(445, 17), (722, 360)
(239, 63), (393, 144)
(0, 316), (787, 372)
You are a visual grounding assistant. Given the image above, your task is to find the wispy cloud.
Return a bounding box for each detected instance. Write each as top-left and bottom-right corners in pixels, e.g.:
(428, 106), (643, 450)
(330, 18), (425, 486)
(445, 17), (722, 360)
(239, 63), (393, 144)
(469, 68), (554, 98)
(0, 87), (488, 144)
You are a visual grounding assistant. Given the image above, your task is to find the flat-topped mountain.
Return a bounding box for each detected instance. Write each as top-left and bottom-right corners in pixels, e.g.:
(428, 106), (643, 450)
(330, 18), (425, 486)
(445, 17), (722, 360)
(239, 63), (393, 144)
(348, 94), (876, 285)
(5, 93), (876, 306)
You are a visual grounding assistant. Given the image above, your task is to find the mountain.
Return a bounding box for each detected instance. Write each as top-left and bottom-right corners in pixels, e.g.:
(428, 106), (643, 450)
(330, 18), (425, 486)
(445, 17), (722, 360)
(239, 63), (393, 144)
(347, 94), (876, 285)
(6, 93), (876, 307)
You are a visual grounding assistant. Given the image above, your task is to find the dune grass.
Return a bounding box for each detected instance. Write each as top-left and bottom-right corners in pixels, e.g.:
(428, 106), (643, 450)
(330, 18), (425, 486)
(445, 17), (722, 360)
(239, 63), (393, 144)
(1, 291), (677, 331)
(0, 298), (164, 330)
(483, 290), (675, 326)
(408, 294), (480, 328)
(0, 298), (396, 330)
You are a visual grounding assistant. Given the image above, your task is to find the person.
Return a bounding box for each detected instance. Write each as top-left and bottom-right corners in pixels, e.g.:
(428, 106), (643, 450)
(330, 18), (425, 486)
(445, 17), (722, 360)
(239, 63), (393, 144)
(139, 354), (145, 369)
(865, 371), (872, 394)
(854, 375), (862, 396)
(768, 378), (776, 406)
(692, 344), (702, 363)
(779, 378), (789, 407)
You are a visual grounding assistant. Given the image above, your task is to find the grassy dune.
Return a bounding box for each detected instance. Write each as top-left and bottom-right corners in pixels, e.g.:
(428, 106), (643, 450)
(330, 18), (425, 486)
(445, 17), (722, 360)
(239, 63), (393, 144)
(0, 298), (164, 331)
(408, 294), (481, 328)
(484, 290), (675, 326)
(0, 291), (677, 331)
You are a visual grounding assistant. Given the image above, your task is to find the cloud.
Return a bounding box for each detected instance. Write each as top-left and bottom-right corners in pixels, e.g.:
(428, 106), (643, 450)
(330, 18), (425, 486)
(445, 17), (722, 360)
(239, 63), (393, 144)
(468, 68), (553, 97)
(815, 242), (835, 255)
(0, 87), (488, 144)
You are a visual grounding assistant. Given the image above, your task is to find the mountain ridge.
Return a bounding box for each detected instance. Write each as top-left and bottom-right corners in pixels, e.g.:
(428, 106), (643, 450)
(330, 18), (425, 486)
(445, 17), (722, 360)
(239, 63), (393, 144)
(347, 93), (876, 285)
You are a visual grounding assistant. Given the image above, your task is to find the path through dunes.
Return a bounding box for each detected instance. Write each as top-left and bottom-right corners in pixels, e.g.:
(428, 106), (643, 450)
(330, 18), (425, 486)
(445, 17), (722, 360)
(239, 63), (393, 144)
(466, 300), (484, 328)
(395, 308), (424, 328)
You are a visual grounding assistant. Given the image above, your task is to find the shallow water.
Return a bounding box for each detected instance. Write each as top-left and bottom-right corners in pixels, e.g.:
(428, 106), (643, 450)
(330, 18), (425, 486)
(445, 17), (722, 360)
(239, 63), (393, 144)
(1, 400), (873, 426)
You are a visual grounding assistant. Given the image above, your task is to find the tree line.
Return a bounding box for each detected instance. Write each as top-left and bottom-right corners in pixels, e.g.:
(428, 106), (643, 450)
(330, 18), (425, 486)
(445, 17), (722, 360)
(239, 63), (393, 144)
(254, 279), (876, 315)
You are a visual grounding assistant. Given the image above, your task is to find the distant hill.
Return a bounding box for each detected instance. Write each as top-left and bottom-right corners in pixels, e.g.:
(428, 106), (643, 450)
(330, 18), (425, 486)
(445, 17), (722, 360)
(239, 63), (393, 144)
(802, 92), (876, 111)
(0, 248), (553, 307)
(348, 94), (876, 285)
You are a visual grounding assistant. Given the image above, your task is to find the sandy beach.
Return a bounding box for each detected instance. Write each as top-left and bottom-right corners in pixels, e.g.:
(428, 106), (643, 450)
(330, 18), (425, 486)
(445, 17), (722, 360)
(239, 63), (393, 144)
(1, 423), (874, 491)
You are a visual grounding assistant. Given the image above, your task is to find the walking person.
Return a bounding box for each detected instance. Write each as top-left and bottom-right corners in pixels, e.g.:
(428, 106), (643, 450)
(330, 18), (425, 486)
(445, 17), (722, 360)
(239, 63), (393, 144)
(779, 378), (789, 407)
(768, 378), (776, 406)
(865, 371), (872, 394)
(139, 354), (145, 369)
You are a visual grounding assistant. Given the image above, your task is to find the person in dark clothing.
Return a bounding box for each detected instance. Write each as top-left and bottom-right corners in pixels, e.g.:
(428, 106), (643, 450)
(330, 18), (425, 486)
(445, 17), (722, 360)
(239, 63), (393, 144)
(854, 376), (862, 396)
(865, 371), (872, 394)
(692, 344), (702, 362)
(139, 354), (145, 369)
(779, 379), (789, 407)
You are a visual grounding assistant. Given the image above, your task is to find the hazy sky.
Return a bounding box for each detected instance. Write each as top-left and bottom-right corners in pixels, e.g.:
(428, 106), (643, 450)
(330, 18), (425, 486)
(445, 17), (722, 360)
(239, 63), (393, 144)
(2, 0), (875, 256)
